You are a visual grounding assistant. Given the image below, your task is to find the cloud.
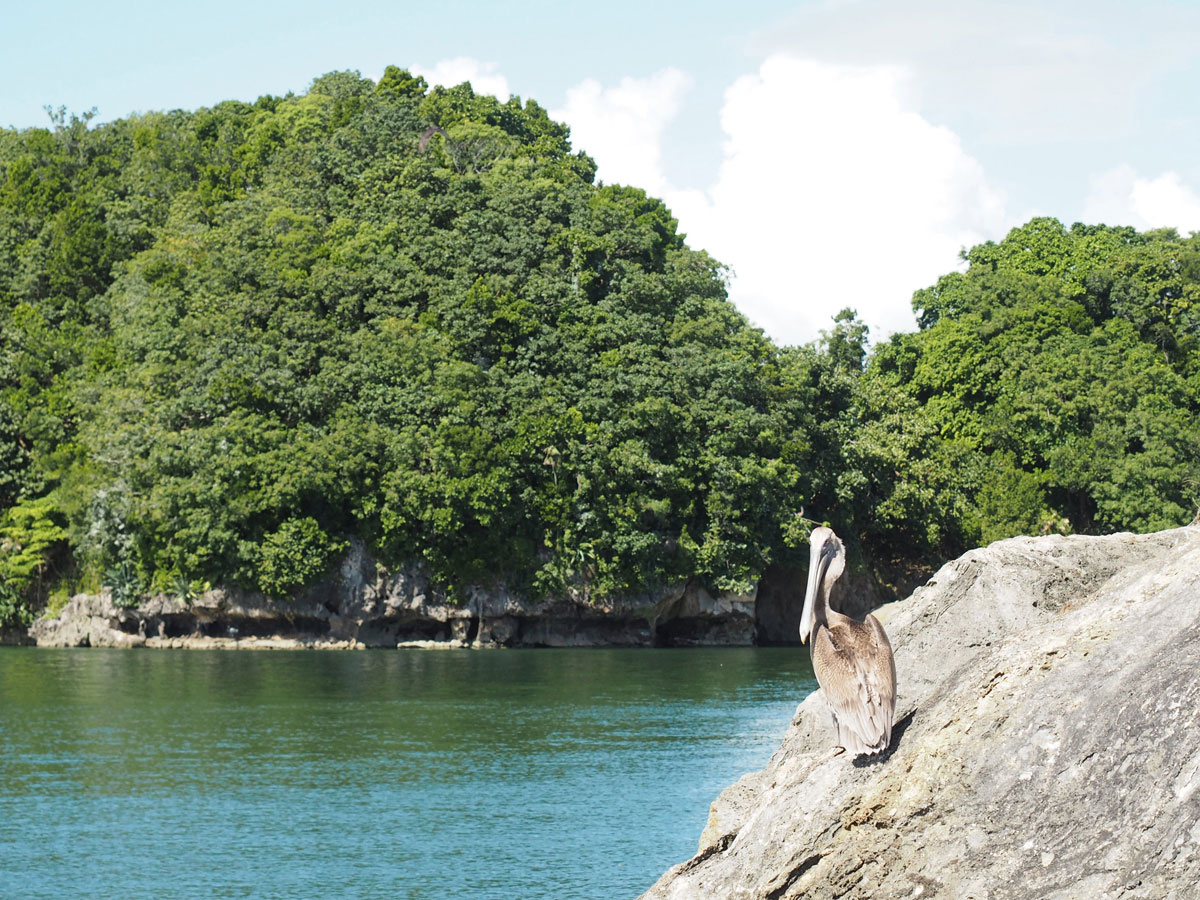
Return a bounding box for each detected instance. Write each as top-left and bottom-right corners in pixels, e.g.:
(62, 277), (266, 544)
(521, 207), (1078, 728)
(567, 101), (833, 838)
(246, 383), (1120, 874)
(409, 57), (511, 100)
(753, 0), (1200, 144)
(414, 56), (1015, 346)
(663, 57), (1008, 344)
(551, 68), (693, 196)
(1082, 165), (1200, 234)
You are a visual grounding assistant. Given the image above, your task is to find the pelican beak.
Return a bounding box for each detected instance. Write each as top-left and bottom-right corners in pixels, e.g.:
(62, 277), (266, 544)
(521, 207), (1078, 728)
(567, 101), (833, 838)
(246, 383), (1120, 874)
(799, 533), (828, 644)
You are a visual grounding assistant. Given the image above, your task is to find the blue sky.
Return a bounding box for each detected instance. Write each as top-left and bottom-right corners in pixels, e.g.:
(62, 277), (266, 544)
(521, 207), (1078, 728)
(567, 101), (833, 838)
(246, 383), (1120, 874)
(5, 0), (1200, 344)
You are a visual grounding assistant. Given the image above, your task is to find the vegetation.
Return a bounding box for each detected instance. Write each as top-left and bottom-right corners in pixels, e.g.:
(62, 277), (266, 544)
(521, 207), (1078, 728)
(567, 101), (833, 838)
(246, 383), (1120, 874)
(883, 218), (1200, 545)
(1, 70), (1197, 625)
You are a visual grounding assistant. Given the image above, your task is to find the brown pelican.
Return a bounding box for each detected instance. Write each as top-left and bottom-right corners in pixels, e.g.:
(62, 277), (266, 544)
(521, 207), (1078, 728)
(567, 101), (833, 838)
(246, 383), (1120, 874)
(800, 526), (896, 758)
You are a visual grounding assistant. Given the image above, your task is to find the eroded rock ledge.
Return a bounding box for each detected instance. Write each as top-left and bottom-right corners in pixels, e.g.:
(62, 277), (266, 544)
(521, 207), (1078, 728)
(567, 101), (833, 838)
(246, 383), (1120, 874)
(29, 542), (760, 649)
(641, 525), (1200, 900)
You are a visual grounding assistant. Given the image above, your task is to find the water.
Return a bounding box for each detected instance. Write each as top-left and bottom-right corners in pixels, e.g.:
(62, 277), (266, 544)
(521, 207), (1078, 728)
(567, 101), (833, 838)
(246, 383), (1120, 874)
(0, 647), (815, 899)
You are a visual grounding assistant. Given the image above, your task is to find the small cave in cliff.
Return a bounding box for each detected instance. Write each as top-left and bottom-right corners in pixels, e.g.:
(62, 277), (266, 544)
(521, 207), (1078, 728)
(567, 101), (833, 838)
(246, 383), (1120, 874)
(357, 617), (449, 647)
(754, 564), (805, 646)
(754, 563), (888, 645)
(154, 614), (201, 639)
(195, 616), (329, 640)
(654, 616), (754, 648)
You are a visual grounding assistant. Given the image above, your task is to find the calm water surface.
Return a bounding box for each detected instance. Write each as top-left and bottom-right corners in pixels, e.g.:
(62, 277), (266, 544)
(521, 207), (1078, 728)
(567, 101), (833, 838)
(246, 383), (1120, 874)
(0, 647), (815, 899)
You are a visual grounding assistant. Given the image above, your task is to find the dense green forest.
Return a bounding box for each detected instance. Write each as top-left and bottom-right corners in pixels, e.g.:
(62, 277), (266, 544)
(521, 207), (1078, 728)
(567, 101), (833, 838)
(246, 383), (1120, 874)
(1, 69), (1197, 626)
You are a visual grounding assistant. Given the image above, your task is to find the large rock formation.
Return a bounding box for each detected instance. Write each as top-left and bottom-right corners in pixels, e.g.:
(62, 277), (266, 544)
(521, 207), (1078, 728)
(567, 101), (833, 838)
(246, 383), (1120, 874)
(641, 525), (1200, 900)
(29, 542), (758, 649)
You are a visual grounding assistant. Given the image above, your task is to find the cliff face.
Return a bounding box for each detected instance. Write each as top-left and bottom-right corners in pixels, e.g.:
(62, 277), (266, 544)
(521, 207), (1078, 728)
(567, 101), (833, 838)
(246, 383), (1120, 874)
(28, 542), (758, 649)
(642, 526), (1200, 900)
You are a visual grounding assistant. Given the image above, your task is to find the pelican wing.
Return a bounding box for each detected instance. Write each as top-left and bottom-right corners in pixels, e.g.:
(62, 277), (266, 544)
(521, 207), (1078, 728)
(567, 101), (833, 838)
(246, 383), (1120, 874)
(813, 615), (896, 756)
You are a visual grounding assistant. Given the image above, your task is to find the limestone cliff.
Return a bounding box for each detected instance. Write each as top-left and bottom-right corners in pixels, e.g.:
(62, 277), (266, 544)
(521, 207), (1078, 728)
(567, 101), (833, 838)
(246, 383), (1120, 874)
(28, 542), (758, 649)
(641, 525), (1200, 900)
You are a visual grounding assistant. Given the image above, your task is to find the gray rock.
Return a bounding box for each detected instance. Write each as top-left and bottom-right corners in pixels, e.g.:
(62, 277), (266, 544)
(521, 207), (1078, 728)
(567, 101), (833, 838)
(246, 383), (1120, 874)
(27, 552), (760, 649)
(641, 525), (1200, 900)
(29, 592), (145, 648)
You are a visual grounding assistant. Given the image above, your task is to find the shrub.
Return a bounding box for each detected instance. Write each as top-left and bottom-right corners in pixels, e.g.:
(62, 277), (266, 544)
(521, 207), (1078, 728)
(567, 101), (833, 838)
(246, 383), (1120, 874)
(255, 517), (347, 597)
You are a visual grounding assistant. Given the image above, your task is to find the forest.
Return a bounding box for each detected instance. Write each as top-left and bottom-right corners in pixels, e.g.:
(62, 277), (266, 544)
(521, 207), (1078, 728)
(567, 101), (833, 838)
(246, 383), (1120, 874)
(1, 68), (1198, 627)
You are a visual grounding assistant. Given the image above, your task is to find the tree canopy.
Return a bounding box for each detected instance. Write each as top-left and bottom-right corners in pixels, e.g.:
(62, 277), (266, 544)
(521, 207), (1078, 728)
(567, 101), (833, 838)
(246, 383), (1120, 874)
(1, 71), (1197, 625)
(885, 218), (1200, 544)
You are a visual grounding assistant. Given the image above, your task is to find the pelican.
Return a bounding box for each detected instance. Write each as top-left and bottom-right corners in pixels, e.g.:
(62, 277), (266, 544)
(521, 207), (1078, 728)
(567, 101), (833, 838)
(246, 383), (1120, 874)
(800, 526), (896, 758)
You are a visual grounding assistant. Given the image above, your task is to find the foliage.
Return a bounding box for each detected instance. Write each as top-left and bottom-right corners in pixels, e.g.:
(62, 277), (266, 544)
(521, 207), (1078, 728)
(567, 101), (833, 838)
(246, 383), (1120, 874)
(0, 70), (816, 612)
(886, 218), (1200, 545)
(1, 72), (1197, 626)
(0, 496), (67, 623)
(256, 517), (347, 597)
(103, 559), (141, 609)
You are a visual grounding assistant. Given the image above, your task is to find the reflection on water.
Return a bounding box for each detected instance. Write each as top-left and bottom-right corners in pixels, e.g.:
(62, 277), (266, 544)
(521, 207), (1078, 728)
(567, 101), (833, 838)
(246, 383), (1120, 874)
(0, 647), (815, 900)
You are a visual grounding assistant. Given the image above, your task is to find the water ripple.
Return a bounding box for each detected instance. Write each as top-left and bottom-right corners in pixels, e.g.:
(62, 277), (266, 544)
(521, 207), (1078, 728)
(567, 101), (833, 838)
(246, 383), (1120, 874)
(0, 647), (815, 900)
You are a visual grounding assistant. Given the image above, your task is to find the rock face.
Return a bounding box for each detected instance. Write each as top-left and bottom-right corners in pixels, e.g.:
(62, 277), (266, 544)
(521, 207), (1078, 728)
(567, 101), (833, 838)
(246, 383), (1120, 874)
(29, 541), (758, 649)
(0, 624), (33, 646)
(641, 525), (1200, 900)
(755, 563), (889, 644)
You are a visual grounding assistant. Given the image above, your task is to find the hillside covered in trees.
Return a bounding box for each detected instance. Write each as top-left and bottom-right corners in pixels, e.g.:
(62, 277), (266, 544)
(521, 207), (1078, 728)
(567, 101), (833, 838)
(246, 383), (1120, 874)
(1, 69), (1198, 627)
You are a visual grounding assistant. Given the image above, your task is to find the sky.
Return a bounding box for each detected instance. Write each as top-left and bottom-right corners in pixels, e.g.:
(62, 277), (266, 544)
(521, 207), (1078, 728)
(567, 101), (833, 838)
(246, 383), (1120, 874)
(4, 0), (1200, 345)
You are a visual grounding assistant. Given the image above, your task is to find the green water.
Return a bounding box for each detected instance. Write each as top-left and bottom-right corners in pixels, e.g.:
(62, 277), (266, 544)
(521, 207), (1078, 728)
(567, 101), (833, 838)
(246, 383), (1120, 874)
(0, 647), (815, 899)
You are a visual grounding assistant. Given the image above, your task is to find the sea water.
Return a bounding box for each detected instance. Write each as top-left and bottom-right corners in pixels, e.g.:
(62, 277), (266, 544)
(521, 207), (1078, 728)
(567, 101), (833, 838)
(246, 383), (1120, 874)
(0, 647), (815, 899)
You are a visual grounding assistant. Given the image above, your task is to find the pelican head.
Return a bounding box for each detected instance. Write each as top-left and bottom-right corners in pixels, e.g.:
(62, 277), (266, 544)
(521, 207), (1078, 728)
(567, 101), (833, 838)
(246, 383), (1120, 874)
(799, 525), (845, 644)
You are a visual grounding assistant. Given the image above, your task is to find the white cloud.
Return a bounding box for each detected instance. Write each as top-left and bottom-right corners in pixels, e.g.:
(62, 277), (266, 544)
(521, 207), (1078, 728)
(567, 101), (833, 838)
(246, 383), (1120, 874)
(415, 55), (1016, 346)
(1082, 165), (1200, 234)
(551, 68), (693, 196)
(664, 57), (1008, 345)
(754, 0), (1200, 145)
(409, 57), (510, 100)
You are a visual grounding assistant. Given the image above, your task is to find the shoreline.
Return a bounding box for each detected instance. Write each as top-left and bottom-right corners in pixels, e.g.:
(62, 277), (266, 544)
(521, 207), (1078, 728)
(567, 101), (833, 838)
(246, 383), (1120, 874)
(1, 636), (804, 651)
(21, 582), (765, 651)
(16, 546), (895, 651)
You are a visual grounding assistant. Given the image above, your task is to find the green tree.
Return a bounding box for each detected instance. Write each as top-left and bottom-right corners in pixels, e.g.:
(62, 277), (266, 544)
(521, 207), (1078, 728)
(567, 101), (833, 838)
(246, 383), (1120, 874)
(0, 496), (67, 624)
(2, 71), (1196, 625)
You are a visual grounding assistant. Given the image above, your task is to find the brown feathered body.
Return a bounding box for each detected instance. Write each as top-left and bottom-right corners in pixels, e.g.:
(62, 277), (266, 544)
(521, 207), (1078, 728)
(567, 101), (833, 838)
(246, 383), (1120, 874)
(800, 527), (897, 757)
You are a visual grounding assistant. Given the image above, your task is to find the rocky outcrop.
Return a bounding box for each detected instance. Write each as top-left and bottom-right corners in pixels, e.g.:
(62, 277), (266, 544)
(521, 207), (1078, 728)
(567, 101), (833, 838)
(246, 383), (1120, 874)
(29, 541), (757, 649)
(642, 525), (1200, 900)
(28, 589), (340, 649)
